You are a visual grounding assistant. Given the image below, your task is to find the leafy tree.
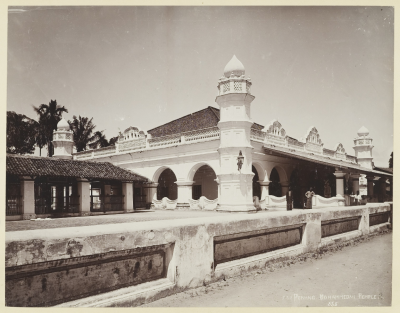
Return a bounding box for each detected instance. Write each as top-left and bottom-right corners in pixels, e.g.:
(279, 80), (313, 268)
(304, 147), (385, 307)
(389, 152), (393, 168)
(7, 111), (38, 154)
(68, 115), (97, 152)
(33, 99), (68, 157)
(108, 136), (119, 146)
(89, 130), (110, 149)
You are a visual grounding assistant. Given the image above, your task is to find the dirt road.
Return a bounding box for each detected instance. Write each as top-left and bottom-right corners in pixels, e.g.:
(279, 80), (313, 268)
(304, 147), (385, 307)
(142, 231), (392, 307)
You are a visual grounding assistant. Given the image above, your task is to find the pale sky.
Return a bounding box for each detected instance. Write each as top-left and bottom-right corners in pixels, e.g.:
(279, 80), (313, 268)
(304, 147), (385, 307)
(7, 6), (394, 167)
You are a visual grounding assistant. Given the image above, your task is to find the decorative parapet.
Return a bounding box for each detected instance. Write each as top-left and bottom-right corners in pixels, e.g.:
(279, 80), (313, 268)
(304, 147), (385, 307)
(334, 143), (346, 160)
(346, 155), (357, 163)
(287, 137), (305, 149)
(148, 134), (181, 148)
(250, 128), (267, 142)
(304, 127), (323, 154)
(93, 145), (116, 156)
(184, 127), (220, 143)
(118, 138), (146, 152)
(323, 148), (335, 158)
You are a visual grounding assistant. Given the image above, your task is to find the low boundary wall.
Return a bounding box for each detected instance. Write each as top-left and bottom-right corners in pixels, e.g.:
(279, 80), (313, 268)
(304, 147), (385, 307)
(5, 203), (391, 307)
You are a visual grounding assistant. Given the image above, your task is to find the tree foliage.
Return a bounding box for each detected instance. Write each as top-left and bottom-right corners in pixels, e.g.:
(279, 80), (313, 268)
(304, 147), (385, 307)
(89, 130), (110, 149)
(33, 99), (68, 157)
(389, 152), (393, 168)
(68, 115), (97, 152)
(7, 111), (38, 154)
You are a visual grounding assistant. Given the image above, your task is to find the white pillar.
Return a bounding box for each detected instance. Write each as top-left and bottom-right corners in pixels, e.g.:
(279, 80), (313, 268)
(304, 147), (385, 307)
(333, 171), (346, 206)
(351, 174), (361, 194)
(77, 179), (91, 216)
(20, 176), (36, 220)
(281, 181), (290, 197)
(143, 182), (159, 208)
(176, 181), (194, 209)
(366, 176), (375, 200)
(122, 182), (134, 212)
(259, 181), (270, 200)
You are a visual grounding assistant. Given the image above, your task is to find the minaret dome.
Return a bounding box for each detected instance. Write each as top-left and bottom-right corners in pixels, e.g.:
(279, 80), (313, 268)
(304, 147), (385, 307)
(224, 55), (245, 78)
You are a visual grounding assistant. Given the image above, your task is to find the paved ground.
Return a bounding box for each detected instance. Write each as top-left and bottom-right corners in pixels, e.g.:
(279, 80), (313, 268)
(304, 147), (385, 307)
(5, 210), (226, 232)
(142, 231), (392, 307)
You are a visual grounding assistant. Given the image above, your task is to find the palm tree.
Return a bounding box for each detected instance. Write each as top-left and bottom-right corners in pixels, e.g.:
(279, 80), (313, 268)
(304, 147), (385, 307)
(33, 100), (68, 157)
(89, 130), (110, 149)
(68, 115), (97, 152)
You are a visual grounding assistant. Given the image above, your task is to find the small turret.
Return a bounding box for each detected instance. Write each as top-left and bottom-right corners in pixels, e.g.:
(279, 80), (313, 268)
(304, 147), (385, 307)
(52, 118), (74, 159)
(353, 126), (374, 169)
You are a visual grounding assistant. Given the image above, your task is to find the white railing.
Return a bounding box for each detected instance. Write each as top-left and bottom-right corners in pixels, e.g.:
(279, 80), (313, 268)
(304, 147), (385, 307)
(148, 135), (181, 148)
(119, 139), (146, 152)
(261, 195), (287, 210)
(185, 127), (220, 143)
(188, 196), (218, 210)
(152, 196), (178, 210)
(313, 194), (345, 207)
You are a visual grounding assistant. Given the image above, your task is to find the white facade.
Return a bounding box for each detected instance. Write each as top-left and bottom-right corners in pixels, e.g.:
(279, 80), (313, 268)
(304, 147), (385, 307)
(72, 56), (391, 210)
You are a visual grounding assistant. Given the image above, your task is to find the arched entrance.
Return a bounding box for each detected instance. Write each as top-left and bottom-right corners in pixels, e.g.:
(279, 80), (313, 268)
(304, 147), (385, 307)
(252, 165), (261, 199)
(157, 168), (177, 200)
(192, 165), (218, 200)
(269, 168), (281, 197)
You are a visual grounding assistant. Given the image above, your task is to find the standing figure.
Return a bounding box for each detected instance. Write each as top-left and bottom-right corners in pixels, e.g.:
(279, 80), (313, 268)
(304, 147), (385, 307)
(324, 180), (331, 198)
(354, 191), (361, 206)
(305, 187), (315, 209)
(286, 186), (293, 211)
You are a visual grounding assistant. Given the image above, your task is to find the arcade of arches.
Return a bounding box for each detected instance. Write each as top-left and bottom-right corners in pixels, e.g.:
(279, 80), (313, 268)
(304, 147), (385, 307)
(156, 165), (218, 201)
(155, 162), (373, 208)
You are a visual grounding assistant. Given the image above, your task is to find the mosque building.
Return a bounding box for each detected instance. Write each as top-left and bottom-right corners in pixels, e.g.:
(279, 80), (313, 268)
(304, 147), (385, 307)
(6, 56), (392, 219)
(71, 55), (392, 212)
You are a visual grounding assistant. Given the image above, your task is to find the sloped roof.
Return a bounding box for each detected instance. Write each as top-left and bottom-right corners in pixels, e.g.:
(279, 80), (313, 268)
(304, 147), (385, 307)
(6, 154), (148, 182)
(147, 106), (264, 138)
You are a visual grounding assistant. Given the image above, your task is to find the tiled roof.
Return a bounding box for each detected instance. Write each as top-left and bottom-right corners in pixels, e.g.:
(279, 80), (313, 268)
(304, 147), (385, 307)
(6, 154), (148, 182)
(147, 106), (264, 138)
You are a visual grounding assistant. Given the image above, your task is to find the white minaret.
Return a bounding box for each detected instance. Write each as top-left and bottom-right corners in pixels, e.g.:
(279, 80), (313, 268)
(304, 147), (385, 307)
(53, 118), (74, 159)
(353, 126), (374, 169)
(216, 55), (256, 212)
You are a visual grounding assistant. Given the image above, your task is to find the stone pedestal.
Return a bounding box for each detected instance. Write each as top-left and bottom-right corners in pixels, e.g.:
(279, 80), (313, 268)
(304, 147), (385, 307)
(20, 177), (36, 220)
(176, 181), (193, 209)
(77, 179), (91, 216)
(122, 182), (134, 212)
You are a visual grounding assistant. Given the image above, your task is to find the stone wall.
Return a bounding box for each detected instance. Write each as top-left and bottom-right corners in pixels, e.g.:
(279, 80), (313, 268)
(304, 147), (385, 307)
(5, 203), (391, 307)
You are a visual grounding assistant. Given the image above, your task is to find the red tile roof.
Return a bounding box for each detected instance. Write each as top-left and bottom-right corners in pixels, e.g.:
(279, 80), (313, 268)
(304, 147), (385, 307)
(147, 106), (264, 138)
(6, 154), (148, 182)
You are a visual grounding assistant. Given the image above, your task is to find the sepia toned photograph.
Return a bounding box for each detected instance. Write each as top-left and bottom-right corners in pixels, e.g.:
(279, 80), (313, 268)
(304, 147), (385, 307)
(5, 5), (394, 308)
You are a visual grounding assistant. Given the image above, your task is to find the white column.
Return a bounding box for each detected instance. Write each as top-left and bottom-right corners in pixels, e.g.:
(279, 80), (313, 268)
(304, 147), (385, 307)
(366, 176), (375, 200)
(281, 181), (290, 197)
(77, 179), (91, 216)
(333, 171), (346, 206)
(258, 181), (270, 200)
(143, 182), (159, 208)
(20, 176), (36, 220)
(176, 181), (194, 209)
(122, 182), (134, 212)
(351, 174), (361, 194)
